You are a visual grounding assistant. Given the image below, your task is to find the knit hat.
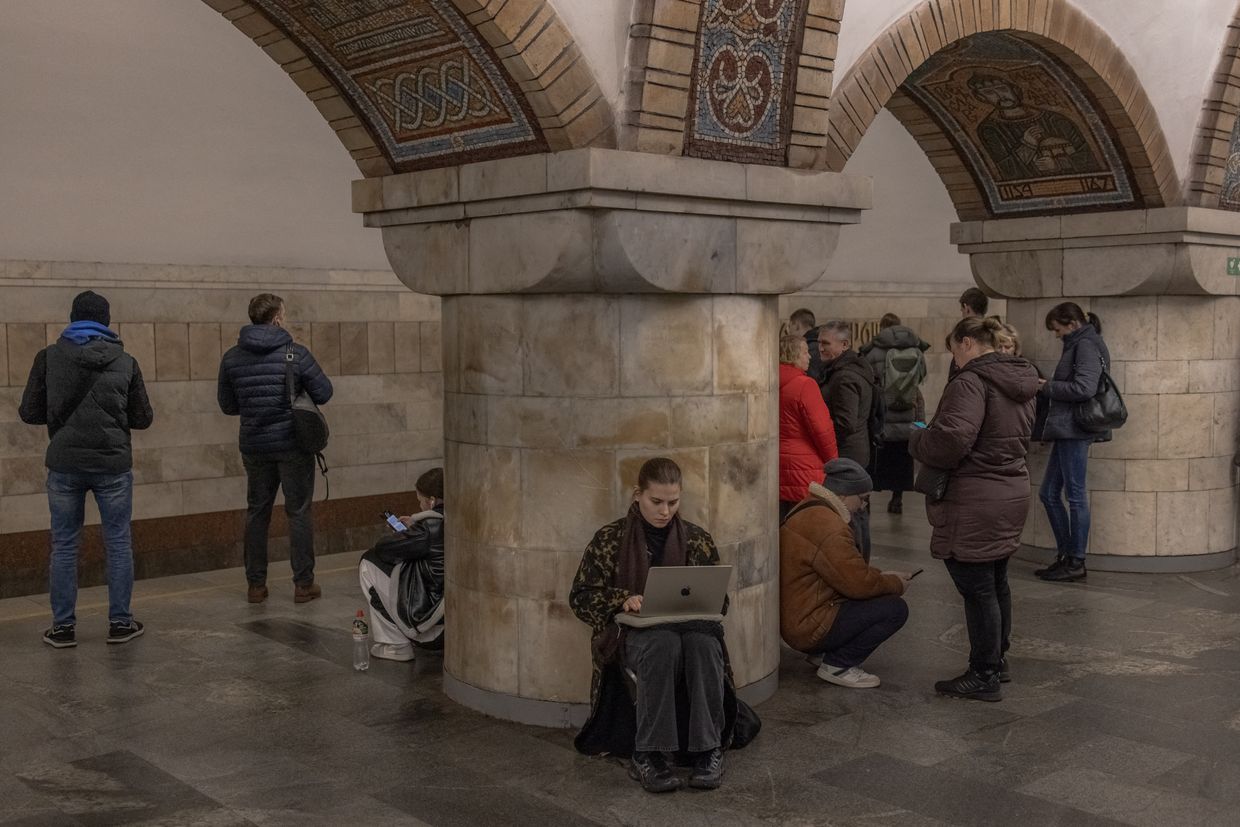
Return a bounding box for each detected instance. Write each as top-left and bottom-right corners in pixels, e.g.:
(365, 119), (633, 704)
(70, 291), (110, 326)
(822, 458), (873, 496)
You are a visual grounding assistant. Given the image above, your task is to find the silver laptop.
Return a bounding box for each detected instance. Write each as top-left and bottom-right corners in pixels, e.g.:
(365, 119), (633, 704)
(615, 565), (733, 628)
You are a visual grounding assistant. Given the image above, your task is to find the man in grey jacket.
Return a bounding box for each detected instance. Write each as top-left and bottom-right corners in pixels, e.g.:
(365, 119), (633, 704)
(19, 291), (154, 649)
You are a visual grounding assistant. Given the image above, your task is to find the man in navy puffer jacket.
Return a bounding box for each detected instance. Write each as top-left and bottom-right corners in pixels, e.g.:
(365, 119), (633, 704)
(218, 293), (333, 604)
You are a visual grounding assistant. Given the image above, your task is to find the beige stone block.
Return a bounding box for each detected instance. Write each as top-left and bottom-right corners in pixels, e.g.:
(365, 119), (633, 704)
(1214, 297), (1240, 359)
(617, 447), (708, 526)
(713, 296), (775, 394)
(1157, 297), (1216, 361)
(449, 441), (522, 547)
(0, 455), (47, 496)
(0, 327), (8, 387)
(513, 548), (583, 604)
(1188, 360), (1240, 393)
(517, 598), (592, 702)
(460, 153), (547, 202)
(1123, 361), (1188, 395)
(573, 398), (671, 449)
(420, 322), (441, 373)
(311, 323), (341, 377)
(325, 402), (408, 437)
(1155, 490), (1211, 556)
(521, 449), (615, 550)
(130, 481), (186, 521)
(157, 444), (232, 483)
(181, 475), (247, 515)
(380, 166), (459, 210)
(487, 396), (572, 449)
(445, 586), (519, 695)
(44, 323), (60, 347)
(1215, 391), (1239, 457)
(339, 322), (369, 375)
(1189, 456), (1235, 491)
(1092, 394), (1157, 460)
(1157, 394), (1214, 459)
(321, 461), (412, 500)
(392, 323), (420, 376)
(385, 223), (468, 296)
(367, 322), (395, 375)
(670, 396), (749, 447)
(187, 324), (221, 381)
(7, 324), (45, 384)
(708, 440), (774, 545)
(747, 391), (777, 441)
(455, 296), (523, 395)
(1092, 297), (1158, 362)
(620, 297), (712, 396)
(444, 393), (487, 444)
(467, 211), (593, 293)
(285, 321), (312, 348)
(1089, 491), (1156, 555)
(1123, 459), (1188, 492)
(522, 296), (618, 397)
(154, 324), (189, 381)
(1086, 457), (1126, 491)
(721, 579), (778, 687)
(1208, 486), (1238, 553)
(446, 539), (517, 598)
(441, 301), (460, 393)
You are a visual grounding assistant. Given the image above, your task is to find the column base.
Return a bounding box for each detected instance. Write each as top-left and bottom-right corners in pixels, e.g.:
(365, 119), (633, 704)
(443, 668), (781, 730)
(1017, 545), (1238, 573)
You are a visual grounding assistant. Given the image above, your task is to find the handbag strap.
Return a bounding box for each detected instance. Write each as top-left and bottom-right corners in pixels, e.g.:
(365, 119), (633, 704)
(284, 343), (296, 404)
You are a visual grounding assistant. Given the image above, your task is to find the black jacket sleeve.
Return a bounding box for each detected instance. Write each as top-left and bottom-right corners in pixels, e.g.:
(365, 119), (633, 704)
(298, 347), (333, 406)
(127, 360), (155, 430)
(1043, 338), (1103, 403)
(217, 355), (239, 416)
(18, 349), (48, 426)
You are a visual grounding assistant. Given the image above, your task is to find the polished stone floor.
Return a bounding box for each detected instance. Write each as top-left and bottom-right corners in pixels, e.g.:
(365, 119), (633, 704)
(2, 494), (1239, 826)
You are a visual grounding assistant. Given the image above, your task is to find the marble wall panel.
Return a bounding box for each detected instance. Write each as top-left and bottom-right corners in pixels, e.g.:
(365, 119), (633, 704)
(188, 324), (221, 381)
(670, 396), (750, 447)
(420, 322), (442, 373)
(574, 398), (671, 450)
(0, 328), (8, 387)
(456, 296), (523, 395)
(311, 322), (342, 376)
(1157, 298), (1217, 361)
(1157, 394), (1214, 460)
(714, 296), (776, 394)
(340, 322), (370, 375)
(393, 322), (421, 374)
(1215, 391), (1240, 458)
(708, 440), (775, 545)
(1123, 460), (1189, 493)
(6, 324), (44, 387)
(1215, 297), (1240, 359)
(448, 442), (521, 547)
(154, 324), (190, 381)
(520, 449), (616, 550)
(1207, 487), (1238, 553)
(522, 297), (619, 398)
(367, 322), (395, 375)
(620, 297), (713, 396)
(517, 598), (592, 702)
(445, 587), (519, 696)
(1089, 491), (1157, 555)
(1156, 491), (1211, 556)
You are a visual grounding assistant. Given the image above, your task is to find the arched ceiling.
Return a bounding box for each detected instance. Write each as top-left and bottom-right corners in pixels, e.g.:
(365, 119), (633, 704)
(1188, 4), (1240, 208)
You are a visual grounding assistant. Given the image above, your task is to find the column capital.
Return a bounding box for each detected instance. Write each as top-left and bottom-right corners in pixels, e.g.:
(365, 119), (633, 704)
(353, 148), (870, 296)
(951, 207), (1240, 299)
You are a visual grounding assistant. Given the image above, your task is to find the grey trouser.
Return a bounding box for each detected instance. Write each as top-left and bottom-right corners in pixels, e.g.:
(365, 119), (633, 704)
(624, 626), (726, 754)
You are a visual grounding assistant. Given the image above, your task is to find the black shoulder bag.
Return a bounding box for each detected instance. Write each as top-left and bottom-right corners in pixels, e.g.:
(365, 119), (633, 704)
(285, 344), (331, 497)
(1072, 355), (1127, 433)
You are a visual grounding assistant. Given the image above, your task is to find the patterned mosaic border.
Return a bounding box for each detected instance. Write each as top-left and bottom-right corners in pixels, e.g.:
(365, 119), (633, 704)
(684, 0), (809, 165)
(902, 33), (1136, 216)
(249, 0), (546, 170)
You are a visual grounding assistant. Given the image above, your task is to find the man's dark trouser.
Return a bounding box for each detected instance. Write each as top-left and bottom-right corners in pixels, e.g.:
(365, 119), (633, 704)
(242, 450), (316, 585)
(814, 595), (908, 669)
(943, 557), (1011, 674)
(624, 627), (726, 754)
(852, 504), (872, 563)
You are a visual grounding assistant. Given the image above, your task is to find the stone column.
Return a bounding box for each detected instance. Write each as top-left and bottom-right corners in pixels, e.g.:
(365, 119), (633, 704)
(354, 149), (870, 724)
(955, 208), (1240, 572)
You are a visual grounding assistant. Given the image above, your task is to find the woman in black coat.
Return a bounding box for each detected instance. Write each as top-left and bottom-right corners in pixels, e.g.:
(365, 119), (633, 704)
(1032, 303), (1111, 584)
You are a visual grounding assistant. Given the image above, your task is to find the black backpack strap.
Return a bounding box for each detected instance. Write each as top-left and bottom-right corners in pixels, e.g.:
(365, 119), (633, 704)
(780, 498), (830, 527)
(284, 343), (296, 404)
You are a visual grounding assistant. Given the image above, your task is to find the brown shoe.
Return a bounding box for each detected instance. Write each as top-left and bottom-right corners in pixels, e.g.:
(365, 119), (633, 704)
(293, 582), (322, 604)
(247, 583), (268, 604)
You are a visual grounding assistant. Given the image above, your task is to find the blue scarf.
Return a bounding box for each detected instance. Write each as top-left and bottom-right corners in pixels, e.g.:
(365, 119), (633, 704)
(61, 320), (119, 345)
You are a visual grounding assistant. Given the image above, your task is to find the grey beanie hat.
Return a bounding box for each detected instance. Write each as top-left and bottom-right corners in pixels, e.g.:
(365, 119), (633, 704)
(823, 458), (873, 496)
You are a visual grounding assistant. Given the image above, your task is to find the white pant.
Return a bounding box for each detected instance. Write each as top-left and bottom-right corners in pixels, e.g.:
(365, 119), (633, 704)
(358, 559), (443, 646)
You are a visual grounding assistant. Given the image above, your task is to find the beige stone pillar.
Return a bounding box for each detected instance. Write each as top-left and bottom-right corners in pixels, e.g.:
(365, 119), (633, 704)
(955, 209), (1240, 572)
(354, 149), (870, 724)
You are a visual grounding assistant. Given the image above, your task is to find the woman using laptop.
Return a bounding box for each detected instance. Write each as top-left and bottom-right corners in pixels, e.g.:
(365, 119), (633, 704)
(569, 457), (758, 794)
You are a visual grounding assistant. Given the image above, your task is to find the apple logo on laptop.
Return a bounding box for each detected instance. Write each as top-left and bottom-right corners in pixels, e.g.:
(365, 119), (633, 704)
(681, 587), (691, 597)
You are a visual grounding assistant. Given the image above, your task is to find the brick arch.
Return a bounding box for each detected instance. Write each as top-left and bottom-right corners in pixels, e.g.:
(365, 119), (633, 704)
(819, 0), (1178, 220)
(203, 0), (615, 177)
(1188, 6), (1240, 208)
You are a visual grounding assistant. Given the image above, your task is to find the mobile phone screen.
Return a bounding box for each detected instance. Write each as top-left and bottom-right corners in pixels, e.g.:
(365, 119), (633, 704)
(384, 512), (405, 533)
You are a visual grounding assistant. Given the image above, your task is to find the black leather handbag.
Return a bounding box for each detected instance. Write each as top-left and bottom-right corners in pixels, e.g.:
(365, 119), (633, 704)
(914, 463), (951, 502)
(284, 344), (330, 453)
(1073, 356), (1127, 433)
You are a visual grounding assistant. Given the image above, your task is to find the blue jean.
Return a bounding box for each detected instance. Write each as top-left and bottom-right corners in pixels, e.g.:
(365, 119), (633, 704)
(1039, 439), (1091, 560)
(46, 470), (135, 626)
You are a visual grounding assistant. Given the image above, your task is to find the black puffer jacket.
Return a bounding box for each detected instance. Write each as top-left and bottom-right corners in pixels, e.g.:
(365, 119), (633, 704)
(1033, 323), (1111, 443)
(217, 324), (333, 455)
(819, 350), (878, 467)
(19, 337), (154, 474)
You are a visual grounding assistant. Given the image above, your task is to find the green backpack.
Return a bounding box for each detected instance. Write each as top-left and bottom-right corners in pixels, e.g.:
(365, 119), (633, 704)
(883, 346), (926, 412)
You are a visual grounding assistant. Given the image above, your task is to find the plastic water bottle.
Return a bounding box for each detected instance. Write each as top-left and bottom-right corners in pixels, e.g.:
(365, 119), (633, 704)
(352, 610), (369, 672)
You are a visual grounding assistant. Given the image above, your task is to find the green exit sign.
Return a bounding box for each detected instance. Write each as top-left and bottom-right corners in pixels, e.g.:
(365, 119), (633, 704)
(1230, 257), (1240, 275)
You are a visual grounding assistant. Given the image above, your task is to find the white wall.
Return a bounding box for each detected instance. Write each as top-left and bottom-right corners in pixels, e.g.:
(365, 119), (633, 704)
(834, 0), (1237, 186)
(0, 0), (389, 270)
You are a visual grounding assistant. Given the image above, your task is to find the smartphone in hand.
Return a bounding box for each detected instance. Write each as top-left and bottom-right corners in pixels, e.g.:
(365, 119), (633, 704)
(382, 511), (405, 533)
(908, 568), (924, 579)
(912, 421), (928, 429)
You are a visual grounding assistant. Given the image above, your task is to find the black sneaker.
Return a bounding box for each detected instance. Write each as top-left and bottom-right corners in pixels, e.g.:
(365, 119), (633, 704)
(934, 669), (1002, 702)
(42, 624), (76, 649)
(107, 620), (145, 645)
(688, 747), (724, 790)
(998, 657), (1011, 684)
(1040, 559), (1087, 583)
(628, 751), (681, 793)
(1034, 555), (1067, 578)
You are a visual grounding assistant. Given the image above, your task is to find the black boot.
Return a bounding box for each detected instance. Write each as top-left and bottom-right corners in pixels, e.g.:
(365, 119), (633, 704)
(628, 751), (681, 793)
(1041, 558), (1087, 583)
(934, 669), (1002, 702)
(1034, 554), (1066, 578)
(688, 748), (724, 790)
(998, 657), (1011, 684)
(887, 495), (902, 515)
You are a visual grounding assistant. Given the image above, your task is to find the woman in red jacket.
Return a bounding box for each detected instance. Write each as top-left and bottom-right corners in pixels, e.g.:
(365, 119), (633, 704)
(779, 326), (839, 520)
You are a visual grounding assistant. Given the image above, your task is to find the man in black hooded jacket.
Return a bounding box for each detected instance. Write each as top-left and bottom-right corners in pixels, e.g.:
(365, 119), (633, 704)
(19, 290), (154, 649)
(218, 293), (333, 605)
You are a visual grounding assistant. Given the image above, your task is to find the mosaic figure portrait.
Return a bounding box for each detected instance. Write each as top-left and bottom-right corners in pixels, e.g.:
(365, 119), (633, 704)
(904, 34), (1136, 215)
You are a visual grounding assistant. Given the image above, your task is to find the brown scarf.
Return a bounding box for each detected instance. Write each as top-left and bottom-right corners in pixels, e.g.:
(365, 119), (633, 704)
(616, 501), (688, 594)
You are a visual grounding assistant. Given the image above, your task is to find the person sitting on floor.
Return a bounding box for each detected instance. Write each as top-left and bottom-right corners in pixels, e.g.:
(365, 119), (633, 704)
(569, 457), (759, 794)
(358, 467), (444, 662)
(779, 458), (915, 689)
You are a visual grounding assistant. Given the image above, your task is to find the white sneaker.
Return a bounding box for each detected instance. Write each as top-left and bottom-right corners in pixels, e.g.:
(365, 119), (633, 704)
(371, 643), (415, 662)
(816, 664), (881, 688)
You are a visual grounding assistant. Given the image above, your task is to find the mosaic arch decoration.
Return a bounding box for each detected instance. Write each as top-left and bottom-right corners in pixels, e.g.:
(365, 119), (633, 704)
(684, 0), (809, 164)
(249, 0), (546, 170)
(902, 33), (1137, 216)
(1220, 116), (1240, 210)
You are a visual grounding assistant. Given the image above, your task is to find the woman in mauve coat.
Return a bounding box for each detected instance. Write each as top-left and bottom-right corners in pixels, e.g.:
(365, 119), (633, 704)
(909, 316), (1038, 703)
(778, 326), (838, 521)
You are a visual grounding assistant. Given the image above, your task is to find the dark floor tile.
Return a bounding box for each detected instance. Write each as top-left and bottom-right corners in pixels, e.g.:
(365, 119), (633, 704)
(1150, 756), (1240, 804)
(377, 774), (604, 827)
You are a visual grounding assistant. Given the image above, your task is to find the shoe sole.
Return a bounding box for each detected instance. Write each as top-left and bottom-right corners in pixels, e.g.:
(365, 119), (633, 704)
(43, 638), (77, 649)
(107, 627), (145, 644)
(936, 688), (1002, 702)
(688, 777), (722, 790)
(371, 651), (415, 662)
(816, 669), (880, 688)
(293, 592), (321, 604)
(627, 767), (681, 793)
